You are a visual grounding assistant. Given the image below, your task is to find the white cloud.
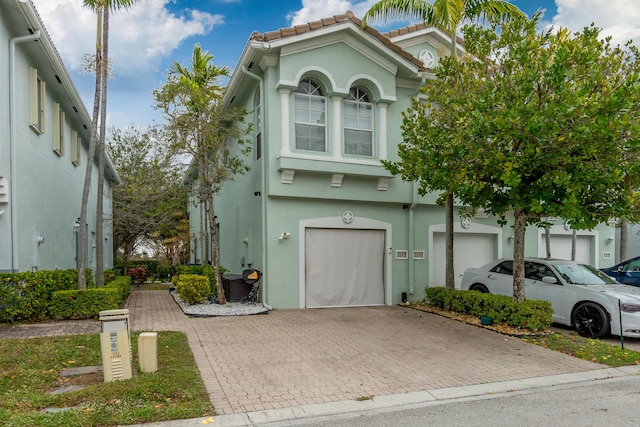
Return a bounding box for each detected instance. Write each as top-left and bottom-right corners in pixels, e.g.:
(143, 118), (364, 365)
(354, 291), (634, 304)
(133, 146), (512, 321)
(552, 0), (640, 46)
(31, 0), (223, 78)
(287, 0), (378, 26)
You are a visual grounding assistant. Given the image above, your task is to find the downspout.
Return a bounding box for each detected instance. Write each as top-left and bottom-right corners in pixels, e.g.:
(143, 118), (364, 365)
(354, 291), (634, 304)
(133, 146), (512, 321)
(242, 65), (272, 310)
(407, 73), (428, 297)
(9, 29), (41, 272)
(408, 181), (418, 296)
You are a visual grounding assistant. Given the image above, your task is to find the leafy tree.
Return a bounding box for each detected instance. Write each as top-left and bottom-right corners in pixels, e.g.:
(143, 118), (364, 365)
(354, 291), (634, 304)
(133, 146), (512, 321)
(387, 15), (640, 301)
(106, 126), (187, 272)
(153, 44), (251, 304)
(363, 0), (526, 290)
(78, 0), (139, 289)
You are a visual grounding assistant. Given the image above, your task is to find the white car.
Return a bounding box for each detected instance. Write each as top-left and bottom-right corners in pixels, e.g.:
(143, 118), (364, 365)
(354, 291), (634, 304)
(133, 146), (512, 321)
(460, 258), (640, 338)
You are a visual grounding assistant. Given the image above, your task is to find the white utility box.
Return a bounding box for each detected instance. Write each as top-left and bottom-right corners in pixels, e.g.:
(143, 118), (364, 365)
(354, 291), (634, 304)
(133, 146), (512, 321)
(138, 332), (158, 373)
(99, 309), (132, 382)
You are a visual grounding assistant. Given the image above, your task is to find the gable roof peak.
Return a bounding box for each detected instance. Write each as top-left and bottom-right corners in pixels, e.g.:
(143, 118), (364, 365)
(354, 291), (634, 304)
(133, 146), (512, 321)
(247, 10), (425, 70)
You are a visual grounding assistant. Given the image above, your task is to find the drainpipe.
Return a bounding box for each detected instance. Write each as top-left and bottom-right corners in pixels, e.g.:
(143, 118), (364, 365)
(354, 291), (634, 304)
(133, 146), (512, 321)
(407, 75), (427, 297)
(241, 65), (272, 310)
(9, 29), (41, 272)
(408, 181), (418, 296)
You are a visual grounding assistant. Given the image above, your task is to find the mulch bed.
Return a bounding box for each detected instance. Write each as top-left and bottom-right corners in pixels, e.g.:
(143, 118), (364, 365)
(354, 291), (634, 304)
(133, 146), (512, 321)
(405, 302), (552, 337)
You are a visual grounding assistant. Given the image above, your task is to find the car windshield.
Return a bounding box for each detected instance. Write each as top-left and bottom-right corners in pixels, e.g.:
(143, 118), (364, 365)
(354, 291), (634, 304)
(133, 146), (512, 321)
(553, 263), (617, 285)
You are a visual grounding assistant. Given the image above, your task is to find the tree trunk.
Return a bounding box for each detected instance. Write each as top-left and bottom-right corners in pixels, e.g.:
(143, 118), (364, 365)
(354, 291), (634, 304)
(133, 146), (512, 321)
(78, 8), (104, 290)
(544, 225), (551, 258)
(512, 209), (527, 302)
(123, 239), (134, 276)
(445, 193), (455, 290)
(203, 182), (227, 304)
(571, 229), (577, 261)
(95, 8), (109, 288)
(620, 218), (629, 262)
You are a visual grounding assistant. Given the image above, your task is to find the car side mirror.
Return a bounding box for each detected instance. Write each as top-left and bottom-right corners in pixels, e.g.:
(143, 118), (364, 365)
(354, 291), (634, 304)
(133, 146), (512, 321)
(541, 276), (558, 284)
(617, 266), (625, 272)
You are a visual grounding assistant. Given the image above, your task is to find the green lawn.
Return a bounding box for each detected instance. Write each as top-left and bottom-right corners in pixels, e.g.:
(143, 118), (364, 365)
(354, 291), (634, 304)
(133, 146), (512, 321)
(523, 331), (640, 367)
(0, 331), (213, 427)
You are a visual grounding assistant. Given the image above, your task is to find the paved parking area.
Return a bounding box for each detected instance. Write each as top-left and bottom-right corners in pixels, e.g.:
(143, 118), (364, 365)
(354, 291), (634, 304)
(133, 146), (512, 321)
(127, 291), (603, 415)
(0, 290), (615, 416)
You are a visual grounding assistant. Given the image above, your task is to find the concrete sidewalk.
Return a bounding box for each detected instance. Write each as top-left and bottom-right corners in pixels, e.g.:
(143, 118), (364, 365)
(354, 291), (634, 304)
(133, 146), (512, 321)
(3, 289), (639, 426)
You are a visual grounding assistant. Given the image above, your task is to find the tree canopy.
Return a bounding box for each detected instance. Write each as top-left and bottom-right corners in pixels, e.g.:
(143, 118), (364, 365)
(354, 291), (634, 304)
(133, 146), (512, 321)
(385, 15), (640, 300)
(107, 126), (187, 267)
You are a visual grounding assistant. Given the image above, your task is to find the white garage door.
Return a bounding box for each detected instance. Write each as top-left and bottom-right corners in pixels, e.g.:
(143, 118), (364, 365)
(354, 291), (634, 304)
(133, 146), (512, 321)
(305, 228), (385, 308)
(433, 233), (496, 289)
(538, 234), (591, 264)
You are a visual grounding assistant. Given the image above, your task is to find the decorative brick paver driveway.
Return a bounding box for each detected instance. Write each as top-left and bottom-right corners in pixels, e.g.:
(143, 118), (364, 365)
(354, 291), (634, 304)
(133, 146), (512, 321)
(0, 290), (605, 416)
(126, 290), (602, 415)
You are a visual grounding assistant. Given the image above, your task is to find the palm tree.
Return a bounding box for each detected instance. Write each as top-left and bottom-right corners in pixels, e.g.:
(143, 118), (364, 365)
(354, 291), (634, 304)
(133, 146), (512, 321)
(155, 44), (251, 304)
(363, 0), (526, 290)
(79, 0), (139, 289)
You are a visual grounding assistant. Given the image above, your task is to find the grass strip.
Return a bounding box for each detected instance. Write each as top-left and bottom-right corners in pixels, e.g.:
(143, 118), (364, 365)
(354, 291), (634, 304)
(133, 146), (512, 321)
(0, 331), (213, 427)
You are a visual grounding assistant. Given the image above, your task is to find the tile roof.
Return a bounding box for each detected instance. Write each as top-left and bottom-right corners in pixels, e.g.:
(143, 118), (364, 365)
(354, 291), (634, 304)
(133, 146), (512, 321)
(249, 10), (427, 71)
(382, 21), (464, 46)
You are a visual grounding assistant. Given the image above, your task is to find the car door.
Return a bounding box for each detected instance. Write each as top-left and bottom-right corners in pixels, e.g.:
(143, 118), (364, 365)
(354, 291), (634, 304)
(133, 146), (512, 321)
(524, 262), (565, 322)
(486, 260), (518, 296)
(610, 258), (640, 286)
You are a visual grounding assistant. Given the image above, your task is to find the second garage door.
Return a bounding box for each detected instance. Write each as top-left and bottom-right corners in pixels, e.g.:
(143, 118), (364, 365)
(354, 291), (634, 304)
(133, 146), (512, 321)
(432, 232), (496, 289)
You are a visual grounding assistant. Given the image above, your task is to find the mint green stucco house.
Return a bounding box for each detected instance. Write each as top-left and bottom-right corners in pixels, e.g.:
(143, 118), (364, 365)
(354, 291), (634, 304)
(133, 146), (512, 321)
(188, 11), (615, 308)
(0, 0), (118, 273)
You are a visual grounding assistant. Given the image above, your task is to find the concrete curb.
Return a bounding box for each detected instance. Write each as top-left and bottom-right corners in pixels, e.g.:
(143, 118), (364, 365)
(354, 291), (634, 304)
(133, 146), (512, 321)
(124, 366), (640, 426)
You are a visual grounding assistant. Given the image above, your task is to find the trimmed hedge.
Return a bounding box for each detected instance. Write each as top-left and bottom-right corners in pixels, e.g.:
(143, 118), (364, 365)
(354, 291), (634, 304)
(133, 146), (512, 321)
(424, 286), (553, 332)
(0, 270), (130, 322)
(0, 269), (93, 322)
(50, 276), (131, 320)
(51, 288), (121, 319)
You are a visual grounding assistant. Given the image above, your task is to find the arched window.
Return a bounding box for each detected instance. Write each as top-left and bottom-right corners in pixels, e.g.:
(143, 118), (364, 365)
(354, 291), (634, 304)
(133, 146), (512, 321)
(294, 79), (326, 152)
(344, 86), (373, 156)
(254, 89), (261, 160)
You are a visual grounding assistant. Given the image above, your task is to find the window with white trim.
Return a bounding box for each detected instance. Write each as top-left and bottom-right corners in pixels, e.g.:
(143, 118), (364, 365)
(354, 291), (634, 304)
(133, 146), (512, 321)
(294, 79), (326, 152)
(52, 102), (65, 156)
(344, 86), (373, 156)
(29, 67), (46, 134)
(255, 89), (261, 160)
(71, 130), (81, 166)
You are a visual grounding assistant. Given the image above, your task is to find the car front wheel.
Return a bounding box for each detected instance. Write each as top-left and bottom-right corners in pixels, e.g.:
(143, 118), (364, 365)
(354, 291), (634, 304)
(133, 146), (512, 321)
(469, 283), (489, 293)
(572, 302), (610, 338)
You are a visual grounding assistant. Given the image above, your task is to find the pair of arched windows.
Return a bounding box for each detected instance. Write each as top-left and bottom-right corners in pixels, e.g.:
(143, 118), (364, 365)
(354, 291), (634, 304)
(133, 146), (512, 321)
(294, 79), (373, 156)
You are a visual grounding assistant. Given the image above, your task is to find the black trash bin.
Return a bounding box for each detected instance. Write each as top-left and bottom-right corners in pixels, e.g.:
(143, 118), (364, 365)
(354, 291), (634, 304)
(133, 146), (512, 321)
(222, 274), (252, 302)
(221, 269), (262, 302)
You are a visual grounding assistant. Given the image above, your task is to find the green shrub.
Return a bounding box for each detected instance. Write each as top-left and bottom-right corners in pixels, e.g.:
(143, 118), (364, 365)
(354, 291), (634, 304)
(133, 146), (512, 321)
(172, 265), (226, 296)
(156, 263), (174, 282)
(114, 259), (159, 278)
(0, 270), (83, 321)
(422, 286), (553, 332)
(104, 268), (120, 284)
(424, 286), (447, 309)
(175, 274), (210, 305)
(51, 288), (121, 319)
(106, 276), (132, 302)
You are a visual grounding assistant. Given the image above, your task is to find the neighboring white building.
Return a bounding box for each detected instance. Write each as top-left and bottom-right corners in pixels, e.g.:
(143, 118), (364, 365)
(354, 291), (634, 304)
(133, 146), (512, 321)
(0, 0), (119, 273)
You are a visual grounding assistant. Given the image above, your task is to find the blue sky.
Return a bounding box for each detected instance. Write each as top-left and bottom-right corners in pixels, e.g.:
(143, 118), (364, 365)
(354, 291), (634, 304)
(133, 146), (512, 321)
(31, 0), (640, 131)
